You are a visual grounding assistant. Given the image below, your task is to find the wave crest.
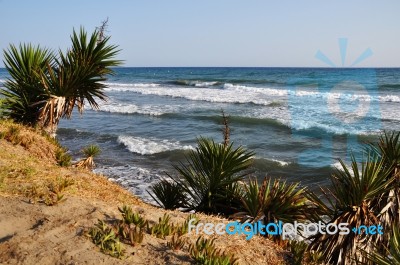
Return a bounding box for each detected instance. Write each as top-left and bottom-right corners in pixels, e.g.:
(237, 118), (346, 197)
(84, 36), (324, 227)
(118, 135), (193, 155)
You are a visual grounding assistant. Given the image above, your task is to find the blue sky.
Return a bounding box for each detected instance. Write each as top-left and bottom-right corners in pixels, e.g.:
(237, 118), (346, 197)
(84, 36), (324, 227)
(0, 0), (399, 67)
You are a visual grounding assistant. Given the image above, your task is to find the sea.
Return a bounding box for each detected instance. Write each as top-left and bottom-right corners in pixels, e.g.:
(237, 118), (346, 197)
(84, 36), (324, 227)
(1, 67), (400, 203)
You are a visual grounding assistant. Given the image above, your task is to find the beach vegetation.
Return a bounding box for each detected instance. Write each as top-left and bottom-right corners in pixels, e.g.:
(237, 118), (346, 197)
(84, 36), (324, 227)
(288, 240), (324, 265)
(1, 124), (22, 144)
(89, 220), (125, 259)
(149, 112), (253, 215)
(0, 98), (6, 118)
(177, 214), (199, 236)
(188, 236), (239, 265)
(149, 137), (253, 215)
(118, 205), (147, 229)
(306, 153), (393, 264)
(23, 176), (74, 205)
(55, 147), (72, 167)
(234, 177), (308, 225)
(149, 179), (187, 210)
(369, 131), (400, 234)
(75, 144), (101, 169)
(171, 137), (253, 215)
(148, 213), (174, 239)
(362, 226), (400, 265)
(116, 222), (145, 246)
(167, 233), (186, 251)
(0, 27), (121, 136)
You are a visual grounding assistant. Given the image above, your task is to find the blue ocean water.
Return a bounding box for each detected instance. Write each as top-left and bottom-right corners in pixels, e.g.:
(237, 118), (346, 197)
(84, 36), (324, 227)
(1, 67), (400, 202)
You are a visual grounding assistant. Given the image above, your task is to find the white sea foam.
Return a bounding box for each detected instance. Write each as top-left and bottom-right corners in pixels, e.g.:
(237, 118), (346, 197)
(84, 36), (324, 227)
(270, 158), (290, 166)
(99, 103), (171, 116)
(104, 82), (160, 89)
(118, 135), (193, 155)
(94, 165), (164, 204)
(104, 82), (280, 106)
(103, 82), (400, 106)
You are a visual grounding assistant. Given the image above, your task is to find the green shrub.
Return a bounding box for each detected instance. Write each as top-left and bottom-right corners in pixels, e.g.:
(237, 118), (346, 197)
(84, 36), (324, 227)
(0, 28), (121, 136)
(118, 205), (147, 228)
(88, 220), (124, 258)
(75, 144), (101, 169)
(235, 177), (308, 225)
(306, 154), (392, 264)
(148, 179), (187, 210)
(55, 147), (72, 167)
(0, 98), (5, 118)
(171, 137), (254, 215)
(148, 213), (174, 239)
(362, 226), (400, 265)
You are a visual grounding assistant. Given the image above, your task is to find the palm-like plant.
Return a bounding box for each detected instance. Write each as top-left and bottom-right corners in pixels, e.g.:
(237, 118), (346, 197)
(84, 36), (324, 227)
(362, 226), (400, 265)
(37, 28), (120, 135)
(307, 154), (393, 265)
(369, 132), (400, 243)
(148, 179), (187, 210)
(1, 44), (53, 124)
(76, 144), (101, 169)
(1, 27), (121, 135)
(237, 178), (308, 224)
(172, 137), (254, 214)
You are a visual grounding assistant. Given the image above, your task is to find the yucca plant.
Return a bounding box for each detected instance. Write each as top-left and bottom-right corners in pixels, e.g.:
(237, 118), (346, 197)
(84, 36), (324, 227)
(1, 27), (121, 136)
(306, 154), (393, 265)
(1, 44), (54, 125)
(361, 225), (400, 265)
(171, 137), (254, 215)
(236, 177), (308, 224)
(76, 144), (101, 169)
(148, 179), (187, 210)
(37, 28), (121, 135)
(368, 131), (400, 247)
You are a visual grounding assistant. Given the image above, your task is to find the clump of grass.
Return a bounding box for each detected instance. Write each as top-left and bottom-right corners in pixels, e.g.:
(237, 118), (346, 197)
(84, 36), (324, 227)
(167, 214), (199, 252)
(148, 213), (174, 239)
(177, 214), (199, 236)
(167, 233), (186, 251)
(189, 236), (239, 265)
(76, 144), (101, 169)
(24, 176), (74, 205)
(56, 147), (72, 167)
(89, 220), (124, 259)
(118, 205), (147, 228)
(45, 176), (74, 206)
(116, 222), (145, 246)
(2, 125), (21, 144)
(24, 183), (46, 203)
(0, 98), (5, 118)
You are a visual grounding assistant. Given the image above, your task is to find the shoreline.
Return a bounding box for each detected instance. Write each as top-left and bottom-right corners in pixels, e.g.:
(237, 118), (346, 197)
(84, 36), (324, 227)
(0, 120), (287, 265)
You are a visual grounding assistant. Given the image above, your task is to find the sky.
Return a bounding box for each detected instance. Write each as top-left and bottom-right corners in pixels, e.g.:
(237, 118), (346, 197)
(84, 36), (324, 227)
(0, 0), (399, 67)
